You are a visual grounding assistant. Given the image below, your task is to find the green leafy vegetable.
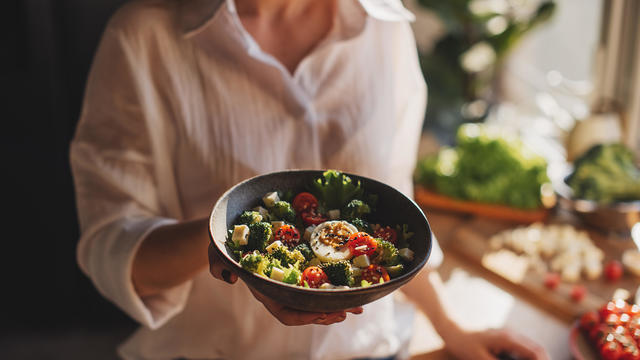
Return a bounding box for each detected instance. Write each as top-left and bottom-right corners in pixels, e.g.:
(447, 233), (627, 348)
(415, 124), (549, 209)
(567, 143), (640, 203)
(310, 170), (364, 210)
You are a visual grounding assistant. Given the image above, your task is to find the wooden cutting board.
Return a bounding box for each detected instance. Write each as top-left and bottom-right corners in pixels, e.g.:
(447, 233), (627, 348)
(430, 213), (639, 324)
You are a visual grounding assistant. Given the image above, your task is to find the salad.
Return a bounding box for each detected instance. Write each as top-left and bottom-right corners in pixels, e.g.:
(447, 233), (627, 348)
(225, 170), (415, 289)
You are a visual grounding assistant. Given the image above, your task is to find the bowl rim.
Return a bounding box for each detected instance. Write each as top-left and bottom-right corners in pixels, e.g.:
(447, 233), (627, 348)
(208, 169), (432, 294)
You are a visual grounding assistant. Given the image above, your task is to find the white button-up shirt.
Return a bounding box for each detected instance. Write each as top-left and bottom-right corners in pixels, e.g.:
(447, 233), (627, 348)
(70, 0), (443, 358)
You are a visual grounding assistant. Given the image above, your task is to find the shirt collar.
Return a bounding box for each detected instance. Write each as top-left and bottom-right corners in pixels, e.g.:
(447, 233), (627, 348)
(178, 0), (415, 38)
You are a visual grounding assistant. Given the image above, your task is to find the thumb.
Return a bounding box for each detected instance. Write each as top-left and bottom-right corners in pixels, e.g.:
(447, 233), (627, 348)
(208, 242), (238, 284)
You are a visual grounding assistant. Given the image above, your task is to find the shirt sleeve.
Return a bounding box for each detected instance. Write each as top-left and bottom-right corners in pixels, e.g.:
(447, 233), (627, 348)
(70, 17), (191, 329)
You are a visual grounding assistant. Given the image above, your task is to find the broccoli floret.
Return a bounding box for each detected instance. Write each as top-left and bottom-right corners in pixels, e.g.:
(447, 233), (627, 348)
(372, 239), (400, 266)
(247, 222), (273, 252)
(270, 201), (296, 223)
(240, 251), (267, 274)
(237, 211), (263, 225)
(270, 246), (306, 269)
(282, 266), (302, 285)
(395, 224), (414, 248)
(319, 261), (354, 286)
(342, 199), (371, 220)
(293, 243), (314, 261)
(350, 218), (372, 233)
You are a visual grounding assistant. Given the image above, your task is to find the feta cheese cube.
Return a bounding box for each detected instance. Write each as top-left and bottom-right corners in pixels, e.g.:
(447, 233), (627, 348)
(328, 209), (340, 220)
(399, 248), (414, 262)
(353, 254), (370, 268)
(253, 206), (270, 219)
(262, 192), (280, 208)
(271, 221), (285, 232)
(270, 267), (285, 282)
(232, 225), (249, 246)
(303, 226), (316, 241)
(266, 240), (283, 254)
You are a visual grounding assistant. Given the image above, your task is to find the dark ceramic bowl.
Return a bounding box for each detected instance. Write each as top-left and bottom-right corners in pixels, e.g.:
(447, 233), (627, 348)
(209, 170), (432, 312)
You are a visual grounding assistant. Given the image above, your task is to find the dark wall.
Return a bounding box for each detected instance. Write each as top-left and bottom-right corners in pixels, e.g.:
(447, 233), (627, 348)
(6, 0), (133, 333)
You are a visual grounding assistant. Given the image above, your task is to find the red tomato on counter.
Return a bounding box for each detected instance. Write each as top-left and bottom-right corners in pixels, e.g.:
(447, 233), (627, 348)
(571, 285), (587, 302)
(544, 272), (560, 290)
(580, 311), (600, 332)
(605, 260), (624, 282)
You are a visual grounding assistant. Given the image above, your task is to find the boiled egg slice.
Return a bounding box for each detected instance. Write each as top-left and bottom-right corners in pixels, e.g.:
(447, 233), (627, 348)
(310, 221), (357, 262)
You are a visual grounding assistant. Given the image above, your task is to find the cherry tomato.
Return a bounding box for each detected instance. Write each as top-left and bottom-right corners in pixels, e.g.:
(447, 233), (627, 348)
(361, 264), (390, 284)
(301, 209), (327, 226)
(570, 284), (587, 302)
(300, 266), (329, 288)
(373, 226), (397, 244)
(274, 224), (300, 247)
(347, 232), (377, 257)
(292, 192), (318, 213)
(544, 272), (561, 290)
(600, 341), (622, 360)
(580, 311), (600, 332)
(605, 260), (624, 282)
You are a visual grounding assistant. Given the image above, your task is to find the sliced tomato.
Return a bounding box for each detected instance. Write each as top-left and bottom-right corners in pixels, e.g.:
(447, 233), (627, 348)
(301, 209), (327, 226)
(301, 266), (329, 288)
(361, 264), (390, 284)
(347, 232), (377, 257)
(274, 224), (301, 247)
(292, 192), (319, 213)
(373, 226), (397, 244)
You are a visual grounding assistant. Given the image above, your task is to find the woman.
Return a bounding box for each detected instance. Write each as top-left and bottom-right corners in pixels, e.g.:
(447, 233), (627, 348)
(70, 0), (548, 359)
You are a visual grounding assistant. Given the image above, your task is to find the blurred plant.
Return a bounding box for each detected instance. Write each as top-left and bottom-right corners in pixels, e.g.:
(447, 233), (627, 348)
(416, 0), (555, 142)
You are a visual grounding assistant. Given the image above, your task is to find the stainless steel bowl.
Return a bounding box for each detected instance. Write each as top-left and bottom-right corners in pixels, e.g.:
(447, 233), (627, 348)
(550, 161), (640, 233)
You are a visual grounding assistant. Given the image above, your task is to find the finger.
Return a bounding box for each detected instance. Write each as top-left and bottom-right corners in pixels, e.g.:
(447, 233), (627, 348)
(208, 242), (238, 284)
(345, 307), (363, 314)
(249, 287), (327, 326)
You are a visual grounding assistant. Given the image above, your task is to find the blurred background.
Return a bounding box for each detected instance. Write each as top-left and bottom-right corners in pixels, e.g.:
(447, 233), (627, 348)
(5, 0), (640, 359)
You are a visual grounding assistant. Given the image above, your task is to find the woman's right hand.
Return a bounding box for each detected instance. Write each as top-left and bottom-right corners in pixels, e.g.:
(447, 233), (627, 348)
(208, 243), (363, 325)
(248, 286), (363, 326)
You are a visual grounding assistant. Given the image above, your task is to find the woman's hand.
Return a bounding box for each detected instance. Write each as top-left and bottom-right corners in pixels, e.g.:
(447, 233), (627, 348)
(249, 287), (363, 326)
(442, 327), (549, 360)
(208, 242), (239, 284)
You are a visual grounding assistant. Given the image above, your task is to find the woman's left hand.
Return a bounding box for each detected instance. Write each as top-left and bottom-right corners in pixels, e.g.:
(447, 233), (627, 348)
(442, 327), (549, 360)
